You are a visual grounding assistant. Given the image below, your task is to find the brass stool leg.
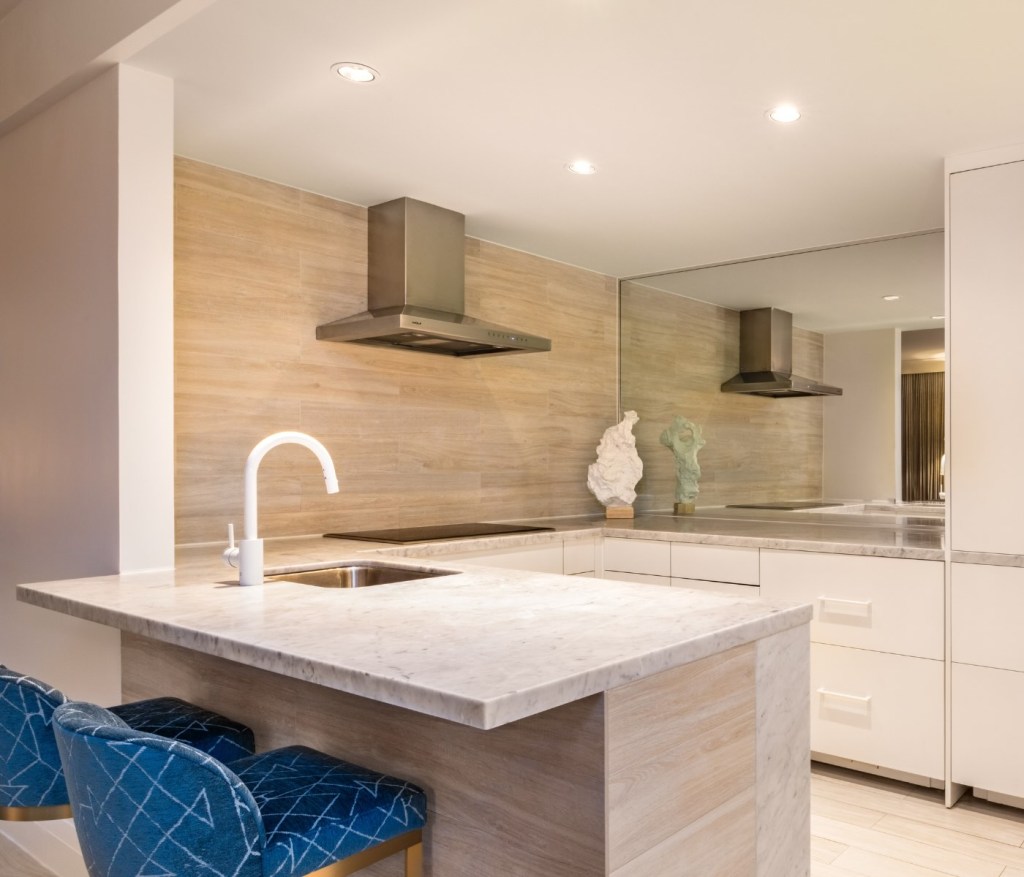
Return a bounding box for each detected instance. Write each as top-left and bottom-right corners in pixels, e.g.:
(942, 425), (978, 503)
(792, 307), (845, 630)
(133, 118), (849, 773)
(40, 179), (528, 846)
(405, 842), (423, 877)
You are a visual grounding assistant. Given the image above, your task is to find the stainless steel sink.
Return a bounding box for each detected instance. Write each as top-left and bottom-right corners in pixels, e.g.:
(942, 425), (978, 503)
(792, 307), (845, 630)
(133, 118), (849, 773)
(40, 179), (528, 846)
(264, 561), (458, 588)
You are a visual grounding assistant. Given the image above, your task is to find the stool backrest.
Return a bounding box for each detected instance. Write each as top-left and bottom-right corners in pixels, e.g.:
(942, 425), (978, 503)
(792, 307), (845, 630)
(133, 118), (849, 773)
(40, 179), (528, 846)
(53, 701), (266, 877)
(0, 665), (69, 808)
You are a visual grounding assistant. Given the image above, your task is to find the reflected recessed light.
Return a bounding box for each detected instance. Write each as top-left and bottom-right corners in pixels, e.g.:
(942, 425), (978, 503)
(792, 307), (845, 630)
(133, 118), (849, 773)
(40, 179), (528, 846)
(931, 314), (945, 320)
(768, 104), (801, 123)
(882, 295), (900, 301)
(332, 62), (379, 83)
(566, 159), (597, 175)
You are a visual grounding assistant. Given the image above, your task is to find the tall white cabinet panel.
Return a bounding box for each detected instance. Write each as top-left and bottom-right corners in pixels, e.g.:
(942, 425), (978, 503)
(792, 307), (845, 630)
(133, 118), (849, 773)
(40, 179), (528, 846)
(951, 562), (1024, 800)
(949, 158), (1024, 554)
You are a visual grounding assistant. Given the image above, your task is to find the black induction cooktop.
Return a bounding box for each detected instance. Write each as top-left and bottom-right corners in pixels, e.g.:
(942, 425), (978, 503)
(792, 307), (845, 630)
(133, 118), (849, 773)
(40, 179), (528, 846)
(324, 522), (556, 543)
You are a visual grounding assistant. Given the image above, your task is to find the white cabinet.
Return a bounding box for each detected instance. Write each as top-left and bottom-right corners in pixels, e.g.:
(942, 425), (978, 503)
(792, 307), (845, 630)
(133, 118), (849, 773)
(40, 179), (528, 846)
(762, 550), (944, 782)
(948, 157), (1024, 554)
(563, 538), (598, 576)
(670, 543), (758, 587)
(432, 535), (599, 577)
(603, 538), (671, 578)
(811, 644), (944, 781)
(433, 542), (565, 574)
(603, 538), (759, 595)
(951, 562), (1024, 800)
(760, 551), (943, 659)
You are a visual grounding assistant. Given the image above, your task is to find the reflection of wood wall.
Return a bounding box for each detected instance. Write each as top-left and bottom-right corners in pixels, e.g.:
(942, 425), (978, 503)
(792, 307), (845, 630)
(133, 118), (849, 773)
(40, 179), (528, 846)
(620, 282), (824, 510)
(175, 159), (618, 543)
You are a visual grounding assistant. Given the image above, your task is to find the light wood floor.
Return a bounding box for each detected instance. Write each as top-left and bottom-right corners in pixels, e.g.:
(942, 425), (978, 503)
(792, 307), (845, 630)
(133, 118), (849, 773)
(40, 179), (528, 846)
(4, 764), (1024, 876)
(0, 835), (58, 877)
(813, 763), (1024, 877)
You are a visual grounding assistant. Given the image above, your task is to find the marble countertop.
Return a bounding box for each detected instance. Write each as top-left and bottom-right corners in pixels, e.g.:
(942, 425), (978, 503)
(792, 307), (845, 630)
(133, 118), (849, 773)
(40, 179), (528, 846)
(18, 531), (810, 731)
(18, 505), (942, 729)
(376, 504), (943, 561)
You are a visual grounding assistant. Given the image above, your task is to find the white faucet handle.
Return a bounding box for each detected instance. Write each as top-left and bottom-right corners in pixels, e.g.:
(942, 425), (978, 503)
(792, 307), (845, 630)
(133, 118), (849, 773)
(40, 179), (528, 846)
(223, 523), (239, 567)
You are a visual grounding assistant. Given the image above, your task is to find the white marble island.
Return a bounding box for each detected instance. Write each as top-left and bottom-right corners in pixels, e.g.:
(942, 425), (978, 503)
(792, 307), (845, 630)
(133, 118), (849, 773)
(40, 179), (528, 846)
(19, 536), (811, 877)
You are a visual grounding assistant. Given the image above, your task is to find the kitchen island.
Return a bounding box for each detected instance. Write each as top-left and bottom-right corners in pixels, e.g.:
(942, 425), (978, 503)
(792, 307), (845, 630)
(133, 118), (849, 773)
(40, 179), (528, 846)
(19, 524), (813, 877)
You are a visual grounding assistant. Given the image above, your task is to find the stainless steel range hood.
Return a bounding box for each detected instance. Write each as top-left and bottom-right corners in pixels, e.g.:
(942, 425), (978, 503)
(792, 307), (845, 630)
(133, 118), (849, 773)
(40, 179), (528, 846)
(316, 198), (551, 357)
(721, 308), (842, 397)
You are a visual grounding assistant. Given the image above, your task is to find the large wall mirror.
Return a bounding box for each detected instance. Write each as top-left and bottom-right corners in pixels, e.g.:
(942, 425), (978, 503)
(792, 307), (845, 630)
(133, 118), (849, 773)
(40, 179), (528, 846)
(619, 231), (944, 508)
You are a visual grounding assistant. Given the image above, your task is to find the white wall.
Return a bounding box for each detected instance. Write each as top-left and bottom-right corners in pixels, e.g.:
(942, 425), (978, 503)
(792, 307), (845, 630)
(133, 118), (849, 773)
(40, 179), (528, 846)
(823, 329), (901, 500)
(0, 64), (174, 875)
(0, 68), (123, 701)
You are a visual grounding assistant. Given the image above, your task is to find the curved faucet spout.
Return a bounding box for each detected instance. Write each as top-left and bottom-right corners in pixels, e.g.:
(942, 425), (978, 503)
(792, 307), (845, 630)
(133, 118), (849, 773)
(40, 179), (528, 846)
(235, 431), (339, 586)
(244, 431), (339, 540)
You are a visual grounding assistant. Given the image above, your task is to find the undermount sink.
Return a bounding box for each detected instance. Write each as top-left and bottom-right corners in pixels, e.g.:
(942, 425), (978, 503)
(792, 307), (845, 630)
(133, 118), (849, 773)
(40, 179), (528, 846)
(264, 561), (458, 588)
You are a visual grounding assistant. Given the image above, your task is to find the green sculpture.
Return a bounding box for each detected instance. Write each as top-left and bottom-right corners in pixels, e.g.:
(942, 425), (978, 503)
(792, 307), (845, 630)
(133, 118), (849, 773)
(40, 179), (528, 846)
(660, 415), (705, 513)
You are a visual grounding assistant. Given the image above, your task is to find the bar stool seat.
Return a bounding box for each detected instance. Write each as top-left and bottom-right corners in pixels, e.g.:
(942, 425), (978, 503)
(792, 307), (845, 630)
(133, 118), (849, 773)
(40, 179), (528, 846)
(53, 701), (427, 877)
(0, 665), (255, 820)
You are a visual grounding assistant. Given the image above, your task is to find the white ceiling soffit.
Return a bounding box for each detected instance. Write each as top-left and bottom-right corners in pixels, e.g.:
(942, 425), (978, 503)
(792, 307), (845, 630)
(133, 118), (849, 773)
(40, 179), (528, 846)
(127, 1), (1024, 292)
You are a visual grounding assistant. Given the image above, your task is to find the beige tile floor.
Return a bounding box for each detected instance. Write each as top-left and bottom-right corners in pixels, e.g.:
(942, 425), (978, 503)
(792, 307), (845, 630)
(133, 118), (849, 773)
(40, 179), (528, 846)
(4, 763), (1024, 876)
(813, 763), (1024, 877)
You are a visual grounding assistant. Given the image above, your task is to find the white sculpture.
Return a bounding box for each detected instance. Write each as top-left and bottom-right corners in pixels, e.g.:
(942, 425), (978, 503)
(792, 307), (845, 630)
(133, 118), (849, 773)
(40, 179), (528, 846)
(587, 411), (643, 516)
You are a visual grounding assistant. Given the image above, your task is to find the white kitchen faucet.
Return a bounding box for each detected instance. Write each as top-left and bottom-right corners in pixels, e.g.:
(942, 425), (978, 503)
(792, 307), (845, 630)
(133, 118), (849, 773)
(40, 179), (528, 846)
(223, 431), (339, 585)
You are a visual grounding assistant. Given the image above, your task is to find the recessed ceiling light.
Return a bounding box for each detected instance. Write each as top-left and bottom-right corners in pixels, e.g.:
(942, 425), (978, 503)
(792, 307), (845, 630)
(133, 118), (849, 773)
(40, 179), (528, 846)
(332, 62), (379, 83)
(566, 159), (597, 175)
(768, 104), (801, 123)
(882, 295), (900, 301)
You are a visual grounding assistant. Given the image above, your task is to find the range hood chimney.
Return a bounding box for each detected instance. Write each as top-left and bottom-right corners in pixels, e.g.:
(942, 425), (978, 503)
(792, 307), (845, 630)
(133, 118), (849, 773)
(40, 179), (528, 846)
(720, 307), (842, 398)
(316, 198), (551, 357)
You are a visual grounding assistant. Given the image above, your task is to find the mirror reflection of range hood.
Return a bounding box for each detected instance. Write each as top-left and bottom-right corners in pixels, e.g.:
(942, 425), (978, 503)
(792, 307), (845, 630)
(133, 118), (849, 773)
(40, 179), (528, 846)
(721, 307), (843, 398)
(316, 197), (552, 357)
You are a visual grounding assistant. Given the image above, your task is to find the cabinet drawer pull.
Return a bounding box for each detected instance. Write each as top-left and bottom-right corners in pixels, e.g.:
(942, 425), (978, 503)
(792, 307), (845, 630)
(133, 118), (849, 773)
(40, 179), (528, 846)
(818, 596), (873, 622)
(817, 688), (872, 716)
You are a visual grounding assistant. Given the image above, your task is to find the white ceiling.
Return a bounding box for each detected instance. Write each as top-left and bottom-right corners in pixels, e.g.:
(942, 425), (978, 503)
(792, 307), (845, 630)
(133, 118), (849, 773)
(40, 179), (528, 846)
(127, 0), (1024, 327)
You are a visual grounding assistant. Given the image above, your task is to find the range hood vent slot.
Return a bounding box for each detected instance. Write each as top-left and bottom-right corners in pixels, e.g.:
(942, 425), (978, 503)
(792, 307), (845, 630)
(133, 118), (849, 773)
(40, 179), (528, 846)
(721, 308), (842, 398)
(316, 198), (551, 357)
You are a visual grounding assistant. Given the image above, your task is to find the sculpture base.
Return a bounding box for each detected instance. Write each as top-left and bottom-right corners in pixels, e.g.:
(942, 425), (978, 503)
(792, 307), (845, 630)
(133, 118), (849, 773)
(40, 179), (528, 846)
(605, 506), (635, 519)
(673, 502), (696, 515)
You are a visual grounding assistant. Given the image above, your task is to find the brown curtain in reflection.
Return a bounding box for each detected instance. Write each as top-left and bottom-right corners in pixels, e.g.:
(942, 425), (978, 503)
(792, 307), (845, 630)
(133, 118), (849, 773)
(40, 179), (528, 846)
(902, 373), (944, 501)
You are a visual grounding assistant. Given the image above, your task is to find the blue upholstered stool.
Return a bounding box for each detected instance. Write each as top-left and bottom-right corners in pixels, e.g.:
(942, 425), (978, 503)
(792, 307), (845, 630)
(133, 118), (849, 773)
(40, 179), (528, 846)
(53, 701), (427, 877)
(0, 665), (255, 821)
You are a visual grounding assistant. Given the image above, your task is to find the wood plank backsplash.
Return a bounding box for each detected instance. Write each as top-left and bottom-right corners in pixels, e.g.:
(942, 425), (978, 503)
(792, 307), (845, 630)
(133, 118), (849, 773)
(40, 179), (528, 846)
(174, 159), (619, 543)
(620, 280), (824, 511)
(174, 161), (824, 542)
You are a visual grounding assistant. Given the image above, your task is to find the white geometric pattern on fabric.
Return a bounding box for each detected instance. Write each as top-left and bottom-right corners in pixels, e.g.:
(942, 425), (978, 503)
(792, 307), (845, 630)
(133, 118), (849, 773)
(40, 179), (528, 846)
(0, 665), (69, 807)
(53, 702), (427, 877)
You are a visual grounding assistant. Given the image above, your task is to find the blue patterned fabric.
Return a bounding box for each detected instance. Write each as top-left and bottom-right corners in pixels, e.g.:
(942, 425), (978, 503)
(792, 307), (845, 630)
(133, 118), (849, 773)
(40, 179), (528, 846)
(0, 665), (69, 807)
(54, 703), (427, 877)
(53, 701), (264, 877)
(230, 746), (427, 877)
(109, 697), (255, 764)
(0, 665), (255, 810)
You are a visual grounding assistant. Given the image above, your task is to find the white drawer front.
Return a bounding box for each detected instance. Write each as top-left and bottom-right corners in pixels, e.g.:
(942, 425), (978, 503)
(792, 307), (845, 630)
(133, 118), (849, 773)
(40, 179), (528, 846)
(563, 538), (598, 576)
(603, 570), (670, 586)
(952, 663), (1024, 796)
(811, 643), (943, 781)
(670, 543), (759, 585)
(438, 544), (564, 574)
(952, 563), (1024, 672)
(760, 551), (943, 659)
(670, 578), (759, 598)
(603, 538), (671, 577)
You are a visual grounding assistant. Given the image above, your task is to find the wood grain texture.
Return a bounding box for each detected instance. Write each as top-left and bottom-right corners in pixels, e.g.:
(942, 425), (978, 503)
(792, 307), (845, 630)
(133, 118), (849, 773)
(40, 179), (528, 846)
(606, 643), (757, 873)
(174, 159), (618, 543)
(122, 633), (606, 877)
(620, 280), (824, 511)
(0, 835), (59, 877)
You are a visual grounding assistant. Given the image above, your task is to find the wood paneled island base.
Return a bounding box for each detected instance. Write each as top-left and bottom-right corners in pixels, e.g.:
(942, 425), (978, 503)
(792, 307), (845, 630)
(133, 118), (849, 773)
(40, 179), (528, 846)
(122, 629), (809, 877)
